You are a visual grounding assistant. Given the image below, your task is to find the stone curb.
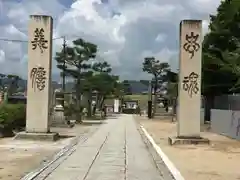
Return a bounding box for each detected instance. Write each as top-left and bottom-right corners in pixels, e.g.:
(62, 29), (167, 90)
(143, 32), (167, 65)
(136, 123), (176, 180)
(137, 121), (186, 180)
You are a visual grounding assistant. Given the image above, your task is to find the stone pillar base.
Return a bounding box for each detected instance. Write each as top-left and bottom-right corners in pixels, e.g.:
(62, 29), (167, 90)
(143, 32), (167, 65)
(168, 136), (210, 145)
(15, 132), (59, 141)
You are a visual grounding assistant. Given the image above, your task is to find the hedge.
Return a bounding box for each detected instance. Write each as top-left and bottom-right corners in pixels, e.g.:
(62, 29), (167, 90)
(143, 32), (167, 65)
(0, 103), (26, 137)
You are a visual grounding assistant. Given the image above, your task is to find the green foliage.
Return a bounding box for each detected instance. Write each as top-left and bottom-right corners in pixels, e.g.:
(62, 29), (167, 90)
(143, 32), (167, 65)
(0, 104), (26, 136)
(166, 71), (178, 83)
(166, 71), (178, 98)
(167, 82), (178, 99)
(64, 103), (83, 117)
(142, 57), (170, 87)
(55, 38), (97, 79)
(55, 38), (98, 122)
(82, 71), (119, 110)
(55, 37), (124, 118)
(0, 73), (5, 91)
(92, 61), (112, 73)
(142, 57), (170, 117)
(82, 61), (115, 95)
(0, 74), (21, 94)
(202, 0), (240, 95)
(142, 57), (170, 77)
(94, 74), (117, 95)
(80, 61), (123, 111)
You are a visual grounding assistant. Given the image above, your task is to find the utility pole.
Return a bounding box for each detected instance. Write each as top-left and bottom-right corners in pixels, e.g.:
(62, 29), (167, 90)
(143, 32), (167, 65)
(148, 80), (152, 101)
(148, 80), (152, 119)
(62, 36), (66, 92)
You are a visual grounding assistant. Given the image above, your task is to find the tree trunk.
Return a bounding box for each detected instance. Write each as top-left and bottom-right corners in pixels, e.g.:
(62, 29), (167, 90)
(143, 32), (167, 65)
(204, 94), (214, 123)
(87, 91), (92, 117)
(100, 96), (106, 110)
(96, 93), (99, 109)
(96, 94), (102, 109)
(87, 100), (92, 117)
(75, 79), (82, 123)
(152, 81), (158, 118)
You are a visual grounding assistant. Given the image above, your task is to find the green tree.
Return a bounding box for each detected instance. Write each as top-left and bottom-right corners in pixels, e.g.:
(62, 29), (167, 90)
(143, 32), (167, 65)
(80, 61), (118, 116)
(166, 71), (178, 99)
(91, 61), (113, 109)
(0, 73), (6, 91)
(55, 38), (97, 122)
(92, 61), (112, 73)
(202, 0), (240, 120)
(142, 57), (170, 117)
(6, 74), (21, 95)
(111, 77), (125, 99)
(0, 74), (21, 95)
(81, 71), (95, 116)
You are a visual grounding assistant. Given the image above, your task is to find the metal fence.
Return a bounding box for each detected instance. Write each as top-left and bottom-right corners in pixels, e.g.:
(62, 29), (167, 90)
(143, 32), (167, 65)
(212, 94), (240, 110)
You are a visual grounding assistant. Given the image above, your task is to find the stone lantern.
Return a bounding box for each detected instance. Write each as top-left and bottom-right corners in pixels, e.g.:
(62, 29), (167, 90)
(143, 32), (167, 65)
(54, 89), (64, 110)
(51, 89), (68, 127)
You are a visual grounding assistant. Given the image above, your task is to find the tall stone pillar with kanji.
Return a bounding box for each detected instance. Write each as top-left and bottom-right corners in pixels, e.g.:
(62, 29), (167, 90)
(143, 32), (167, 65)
(26, 15), (53, 133)
(169, 20), (209, 145)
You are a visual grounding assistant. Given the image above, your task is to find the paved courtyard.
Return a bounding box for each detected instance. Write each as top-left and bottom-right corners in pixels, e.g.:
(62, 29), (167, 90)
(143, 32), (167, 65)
(31, 114), (167, 180)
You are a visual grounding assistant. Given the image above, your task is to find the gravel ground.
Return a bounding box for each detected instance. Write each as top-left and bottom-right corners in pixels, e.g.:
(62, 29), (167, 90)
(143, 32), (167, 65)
(0, 123), (102, 180)
(137, 116), (240, 180)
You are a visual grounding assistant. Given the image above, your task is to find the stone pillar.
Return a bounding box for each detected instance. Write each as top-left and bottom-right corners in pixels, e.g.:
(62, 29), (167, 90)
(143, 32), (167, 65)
(177, 20), (202, 138)
(169, 20), (209, 145)
(15, 15), (59, 141)
(26, 15), (53, 133)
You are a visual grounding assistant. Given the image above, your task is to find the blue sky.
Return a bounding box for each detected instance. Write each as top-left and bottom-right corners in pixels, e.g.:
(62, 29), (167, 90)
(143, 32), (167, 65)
(0, 0), (221, 81)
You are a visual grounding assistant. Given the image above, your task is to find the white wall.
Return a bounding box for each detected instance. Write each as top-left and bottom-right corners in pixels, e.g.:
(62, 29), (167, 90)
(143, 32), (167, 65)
(211, 109), (240, 140)
(114, 99), (119, 113)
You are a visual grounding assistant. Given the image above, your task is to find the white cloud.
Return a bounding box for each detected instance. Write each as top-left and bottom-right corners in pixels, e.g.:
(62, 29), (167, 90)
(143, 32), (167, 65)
(0, 0), (222, 80)
(141, 48), (177, 64)
(0, 50), (5, 63)
(189, 0), (220, 14)
(155, 34), (167, 43)
(57, 0), (126, 44)
(202, 19), (210, 34)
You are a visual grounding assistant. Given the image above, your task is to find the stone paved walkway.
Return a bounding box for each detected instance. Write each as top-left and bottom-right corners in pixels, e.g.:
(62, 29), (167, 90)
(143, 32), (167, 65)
(41, 114), (164, 180)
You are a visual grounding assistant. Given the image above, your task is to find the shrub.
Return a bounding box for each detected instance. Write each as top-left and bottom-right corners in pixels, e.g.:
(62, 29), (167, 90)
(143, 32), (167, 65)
(0, 103), (26, 137)
(10, 104), (26, 129)
(64, 103), (84, 120)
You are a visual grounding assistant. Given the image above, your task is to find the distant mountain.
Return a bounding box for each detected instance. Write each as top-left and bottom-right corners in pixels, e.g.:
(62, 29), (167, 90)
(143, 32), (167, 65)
(10, 78), (149, 94)
(17, 80), (74, 92)
(127, 80), (148, 94)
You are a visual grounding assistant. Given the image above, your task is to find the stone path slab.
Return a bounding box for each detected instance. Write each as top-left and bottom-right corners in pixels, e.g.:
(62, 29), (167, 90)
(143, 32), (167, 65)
(39, 115), (164, 180)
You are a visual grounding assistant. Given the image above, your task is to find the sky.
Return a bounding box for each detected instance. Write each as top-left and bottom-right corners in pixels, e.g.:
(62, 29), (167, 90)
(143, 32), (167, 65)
(0, 0), (221, 81)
